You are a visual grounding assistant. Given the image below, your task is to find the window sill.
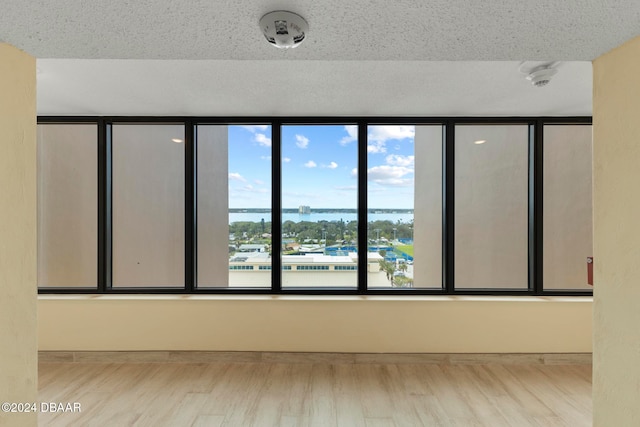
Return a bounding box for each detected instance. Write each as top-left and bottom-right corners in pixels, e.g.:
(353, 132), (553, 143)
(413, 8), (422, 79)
(38, 294), (592, 303)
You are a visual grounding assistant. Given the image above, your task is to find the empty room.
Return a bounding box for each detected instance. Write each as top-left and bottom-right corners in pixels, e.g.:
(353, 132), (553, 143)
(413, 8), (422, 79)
(1, 2), (640, 426)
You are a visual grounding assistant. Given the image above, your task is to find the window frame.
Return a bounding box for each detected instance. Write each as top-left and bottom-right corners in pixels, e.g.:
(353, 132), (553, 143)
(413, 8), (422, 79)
(37, 116), (593, 296)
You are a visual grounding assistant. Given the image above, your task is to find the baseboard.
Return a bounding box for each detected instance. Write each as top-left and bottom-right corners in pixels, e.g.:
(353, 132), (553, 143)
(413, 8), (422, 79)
(38, 351), (592, 365)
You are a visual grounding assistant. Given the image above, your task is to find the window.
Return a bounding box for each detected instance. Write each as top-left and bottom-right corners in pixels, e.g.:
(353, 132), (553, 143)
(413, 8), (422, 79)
(281, 125), (358, 289)
(335, 266), (357, 271)
(229, 265), (254, 271)
(454, 125), (529, 290)
(197, 125), (272, 289)
(367, 125), (442, 289)
(543, 125), (593, 290)
(37, 117), (592, 296)
(37, 124), (97, 288)
(296, 265), (330, 271)
(112, 124), (185, 288)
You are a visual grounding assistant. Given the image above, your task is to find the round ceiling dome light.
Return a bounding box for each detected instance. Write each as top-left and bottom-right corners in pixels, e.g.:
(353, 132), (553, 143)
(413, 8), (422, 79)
(259, 11), (308, 49)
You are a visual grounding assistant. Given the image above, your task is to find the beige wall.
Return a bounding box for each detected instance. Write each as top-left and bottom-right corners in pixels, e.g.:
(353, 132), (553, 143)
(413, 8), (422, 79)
(0, 43), (37, 427)
(593, 35), (640, 426)
(228, 270), (387, 288)
(38, 296), (591, 353)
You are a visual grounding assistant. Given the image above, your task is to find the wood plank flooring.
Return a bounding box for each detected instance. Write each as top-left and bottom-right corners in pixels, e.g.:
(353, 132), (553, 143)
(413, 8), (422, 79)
(38, 361), (592, 426)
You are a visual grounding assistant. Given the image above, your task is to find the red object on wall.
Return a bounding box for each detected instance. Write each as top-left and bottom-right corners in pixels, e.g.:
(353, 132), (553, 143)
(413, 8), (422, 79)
(587, 257), (594, 286)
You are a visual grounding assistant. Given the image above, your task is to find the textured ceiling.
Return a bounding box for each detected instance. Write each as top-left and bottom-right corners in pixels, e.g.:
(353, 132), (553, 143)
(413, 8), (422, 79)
(2, 0), (639, 60)
(3, 0), (630, 115)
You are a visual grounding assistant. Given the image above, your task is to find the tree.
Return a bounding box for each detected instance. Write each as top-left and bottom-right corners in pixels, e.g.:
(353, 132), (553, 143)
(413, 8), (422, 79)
(393, 275), (413, 288)
(379, 260), (396, 286)
(398, 262), (408, 274)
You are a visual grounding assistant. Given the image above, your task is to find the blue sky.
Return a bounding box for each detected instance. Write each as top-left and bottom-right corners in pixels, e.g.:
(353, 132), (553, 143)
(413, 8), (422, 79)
(228, 125), (416, 209)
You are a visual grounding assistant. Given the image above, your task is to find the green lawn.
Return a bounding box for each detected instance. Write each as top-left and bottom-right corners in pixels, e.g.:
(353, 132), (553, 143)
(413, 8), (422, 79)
(395, 245), (414, 257)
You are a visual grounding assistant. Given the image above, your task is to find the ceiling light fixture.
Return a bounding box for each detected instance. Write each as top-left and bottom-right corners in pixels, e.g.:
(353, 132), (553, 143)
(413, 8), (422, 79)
(474, 140), (486, 145)
(259, 11), (308, 49)
(171, 138), (184, 143)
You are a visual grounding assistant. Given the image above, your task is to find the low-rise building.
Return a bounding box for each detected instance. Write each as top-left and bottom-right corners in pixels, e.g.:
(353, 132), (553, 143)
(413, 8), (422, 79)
(237, 244), (268, 253)
(227, 252), (390, 287)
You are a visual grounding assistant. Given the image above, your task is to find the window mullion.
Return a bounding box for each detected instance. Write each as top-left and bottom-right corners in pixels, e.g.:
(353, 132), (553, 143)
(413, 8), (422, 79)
(357, 122), (368, 293)
(271, 123), (282, 293)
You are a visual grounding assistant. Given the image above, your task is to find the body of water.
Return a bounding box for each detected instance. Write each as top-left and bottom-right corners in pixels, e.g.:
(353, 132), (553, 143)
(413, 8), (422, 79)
(229, 212), (413, 224)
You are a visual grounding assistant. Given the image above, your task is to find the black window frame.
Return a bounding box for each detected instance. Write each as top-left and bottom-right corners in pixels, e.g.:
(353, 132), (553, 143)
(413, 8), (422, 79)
(37, 116), (593, 296)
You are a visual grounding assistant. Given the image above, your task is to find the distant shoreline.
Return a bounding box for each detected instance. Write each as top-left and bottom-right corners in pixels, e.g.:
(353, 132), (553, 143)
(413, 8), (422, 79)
(229, 208), (414, 214)
(229, 210), (414, 224)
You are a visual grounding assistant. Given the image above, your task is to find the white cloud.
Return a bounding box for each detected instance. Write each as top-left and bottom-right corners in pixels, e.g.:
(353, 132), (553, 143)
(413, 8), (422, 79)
(340, 125), (358, 145)
(368, 165), (413, 180)
(254, 133), (271, 147)
(304, 160), (317, 168)
(367, 141), (387, 154)
(295, 134), (310, 149)
(239, 125), (271, 147)
(254, 179), (264, 185)
(240, 125), (269, 132)
(385, 154), (415, 167)
(350, 168), (358, 178)
(261, 155), (272, 160)
(367, 165), (414, 187)
(323, 161), (338, 169)
(282, 157), (291, 163)
(366, 126), (415, 155)
(229, 172), (246, 182)
(368, 126), (415, 143)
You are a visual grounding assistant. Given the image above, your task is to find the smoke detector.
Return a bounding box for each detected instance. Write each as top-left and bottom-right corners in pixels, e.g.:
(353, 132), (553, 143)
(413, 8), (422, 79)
(259, 11), (308, 49)
(519, 62), (560, 87)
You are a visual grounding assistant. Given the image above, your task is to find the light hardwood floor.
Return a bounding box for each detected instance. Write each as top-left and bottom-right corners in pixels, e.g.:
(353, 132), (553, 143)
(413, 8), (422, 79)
(38, 360), (592, 426)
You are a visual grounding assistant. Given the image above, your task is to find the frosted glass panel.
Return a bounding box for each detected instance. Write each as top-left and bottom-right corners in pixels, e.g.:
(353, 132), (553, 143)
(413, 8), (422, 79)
(543, 125), (593, 290)
(112, 124), (184, 287)
(37, 124), (97, 288)
(455, 125), (529, 289)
